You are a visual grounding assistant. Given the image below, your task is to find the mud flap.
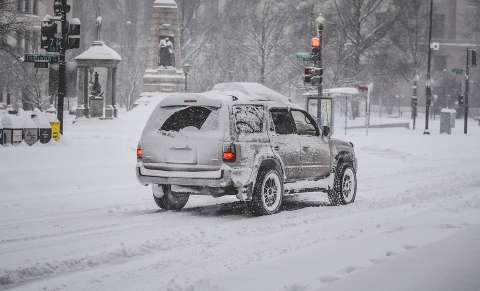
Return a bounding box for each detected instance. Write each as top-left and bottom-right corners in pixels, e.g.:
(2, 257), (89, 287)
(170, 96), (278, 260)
(236, 183), (253, 201)
(152, 184), (165, 198)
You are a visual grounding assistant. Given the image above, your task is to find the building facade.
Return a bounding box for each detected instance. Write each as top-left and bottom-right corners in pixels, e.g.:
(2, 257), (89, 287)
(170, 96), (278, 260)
(431, 0), (480, 109)
(0, 0), (54, 110)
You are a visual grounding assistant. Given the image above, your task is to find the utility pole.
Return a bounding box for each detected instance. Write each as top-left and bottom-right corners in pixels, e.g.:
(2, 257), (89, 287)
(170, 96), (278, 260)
(57, 0), (67, 135)
(424, 0), (434, 135)
(465, 49), (471, 134)
(411, 76), (419, 130)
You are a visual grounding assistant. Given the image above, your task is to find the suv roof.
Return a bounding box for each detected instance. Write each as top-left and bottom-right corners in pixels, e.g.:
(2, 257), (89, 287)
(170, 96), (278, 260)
(158, 82), (299, 109)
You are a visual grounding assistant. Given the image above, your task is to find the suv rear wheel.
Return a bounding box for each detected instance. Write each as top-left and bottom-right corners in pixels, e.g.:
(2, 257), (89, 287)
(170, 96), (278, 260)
(250, 168), (283, 215)
(329, 163), (357, 206)
(153, 185), (190, 211)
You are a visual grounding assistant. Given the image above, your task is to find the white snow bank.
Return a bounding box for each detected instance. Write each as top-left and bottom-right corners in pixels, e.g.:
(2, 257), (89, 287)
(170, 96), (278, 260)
(31, 109), (51, 128)
(319, 226), (480, 291)
(1, 114), (23, 128)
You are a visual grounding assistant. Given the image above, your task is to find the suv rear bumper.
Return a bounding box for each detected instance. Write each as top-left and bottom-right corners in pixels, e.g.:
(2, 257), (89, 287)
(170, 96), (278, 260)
(136, 164), (233, 188)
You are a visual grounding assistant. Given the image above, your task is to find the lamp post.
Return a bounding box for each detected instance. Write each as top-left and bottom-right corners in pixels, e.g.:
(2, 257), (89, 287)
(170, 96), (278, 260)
(315, 14), (325, 128)
(424, 0), (434, 135)
(183, 63), (191, 92)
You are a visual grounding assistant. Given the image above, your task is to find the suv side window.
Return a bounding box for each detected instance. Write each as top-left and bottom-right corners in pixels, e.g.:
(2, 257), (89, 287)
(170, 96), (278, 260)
(232, 105), (264, 134)
(291, 110), (319, 136)
(270, 109), (295, 135)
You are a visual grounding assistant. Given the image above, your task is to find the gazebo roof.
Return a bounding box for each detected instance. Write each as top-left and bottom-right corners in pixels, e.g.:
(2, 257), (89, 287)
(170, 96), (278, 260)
(75, 41), (122, 62)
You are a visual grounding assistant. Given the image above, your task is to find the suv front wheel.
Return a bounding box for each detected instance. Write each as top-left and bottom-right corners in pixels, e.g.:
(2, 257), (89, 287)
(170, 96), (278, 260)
(250, 168), (284, 215)
(329, 163), (357, 206)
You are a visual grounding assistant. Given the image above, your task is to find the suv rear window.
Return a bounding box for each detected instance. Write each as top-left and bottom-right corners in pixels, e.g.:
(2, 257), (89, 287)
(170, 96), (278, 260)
(161, 106), (217, 132)
(233, 105), (264, 134)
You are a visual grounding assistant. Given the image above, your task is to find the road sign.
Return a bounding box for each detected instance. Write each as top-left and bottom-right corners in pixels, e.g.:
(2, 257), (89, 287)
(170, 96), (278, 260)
(451, 68), (464, 75)
(296, 52), (312, 61)
(24, 53), (59, 64)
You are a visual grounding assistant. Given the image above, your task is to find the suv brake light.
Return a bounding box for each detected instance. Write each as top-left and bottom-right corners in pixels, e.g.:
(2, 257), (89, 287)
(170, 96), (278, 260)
(223, 143), (237, 163)
(136, 147), (143, 160)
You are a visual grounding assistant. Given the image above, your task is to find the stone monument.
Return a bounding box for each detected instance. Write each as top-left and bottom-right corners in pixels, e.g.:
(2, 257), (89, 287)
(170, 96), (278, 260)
(143, 0), (185, 93)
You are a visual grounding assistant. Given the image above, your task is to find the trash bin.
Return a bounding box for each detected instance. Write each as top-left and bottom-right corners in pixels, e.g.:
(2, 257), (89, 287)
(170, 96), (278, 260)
(450, 110), (456, 128)
(32, 109), (52, 144)
(440, 108), (455, 135)
(1, 114), (23, 145)
(0, 110), (4, 145)
(46, 113), (61, 142)
(0, 120), (3, 146)
(21, 112), (39, 146)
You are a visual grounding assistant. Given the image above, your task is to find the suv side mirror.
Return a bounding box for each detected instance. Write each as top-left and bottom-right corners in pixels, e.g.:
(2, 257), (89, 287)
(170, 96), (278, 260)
(322, 126), (331, 137)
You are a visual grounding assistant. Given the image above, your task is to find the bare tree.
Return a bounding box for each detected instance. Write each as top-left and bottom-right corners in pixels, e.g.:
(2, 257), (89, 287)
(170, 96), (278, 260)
(332, 0), (402, 80)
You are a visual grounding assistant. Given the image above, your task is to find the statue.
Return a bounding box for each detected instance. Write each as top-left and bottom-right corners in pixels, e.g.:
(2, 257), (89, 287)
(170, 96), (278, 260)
(91, 72), (103, 97)
(159, 37), (175, 68)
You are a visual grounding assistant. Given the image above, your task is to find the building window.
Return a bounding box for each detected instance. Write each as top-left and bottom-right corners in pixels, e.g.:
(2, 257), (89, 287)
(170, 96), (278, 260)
(16, 32), (24, 55)
(33, 0), (39, 15)
(32, 31), (39, 51)
(24, 0), (31, 13)
(433, 14), (445, 39)
(433, 55), (447, 71)
(17, 0), (23, 12)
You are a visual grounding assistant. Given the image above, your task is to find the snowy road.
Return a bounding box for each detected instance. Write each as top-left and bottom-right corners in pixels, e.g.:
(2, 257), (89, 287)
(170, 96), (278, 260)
(1, 100), (480, 291)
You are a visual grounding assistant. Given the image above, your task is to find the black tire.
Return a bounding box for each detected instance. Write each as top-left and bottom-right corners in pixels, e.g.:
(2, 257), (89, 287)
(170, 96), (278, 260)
(328, 162), (357, 206)
(153, 185), (190, 211)
(250, 167), (284, 216)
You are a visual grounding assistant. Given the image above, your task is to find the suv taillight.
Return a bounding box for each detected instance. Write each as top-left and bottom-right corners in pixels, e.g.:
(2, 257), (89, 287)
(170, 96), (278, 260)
(136, 147), (143, 160)
(223, 143), (236, 163)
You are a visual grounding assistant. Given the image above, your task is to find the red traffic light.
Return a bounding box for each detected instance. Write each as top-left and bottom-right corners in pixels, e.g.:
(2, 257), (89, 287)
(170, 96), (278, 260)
(310, 37), (321, 48)
(358, 85), (369, 93)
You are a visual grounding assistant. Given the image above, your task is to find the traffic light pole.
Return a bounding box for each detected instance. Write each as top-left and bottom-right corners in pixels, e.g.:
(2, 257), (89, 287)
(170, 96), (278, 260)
(315, 23), (324, 128)
(464, 49), (470, 135)
(56, 0), (67, 135)
(412, 78), (418, 130)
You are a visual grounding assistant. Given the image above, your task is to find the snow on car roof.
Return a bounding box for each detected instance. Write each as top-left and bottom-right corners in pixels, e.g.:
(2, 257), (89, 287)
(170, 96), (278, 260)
(212, 82), (291, 104)
(158, 83), (295, 109)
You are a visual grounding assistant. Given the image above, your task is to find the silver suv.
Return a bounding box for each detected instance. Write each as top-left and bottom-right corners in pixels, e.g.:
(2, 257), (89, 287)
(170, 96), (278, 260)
(136, 83), (357, 215)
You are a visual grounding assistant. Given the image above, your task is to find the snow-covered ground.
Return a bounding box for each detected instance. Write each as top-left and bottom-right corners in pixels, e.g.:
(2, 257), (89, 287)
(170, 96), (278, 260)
(1, 96), (480, 291)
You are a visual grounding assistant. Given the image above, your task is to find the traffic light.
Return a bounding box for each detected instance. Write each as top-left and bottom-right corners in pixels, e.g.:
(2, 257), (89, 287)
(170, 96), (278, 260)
(41, 20), (58, 52)
(67, 18), (81, 49)
(457, 94), (465, 106)
(411, 97), (418, 108)
(54, 0), (62, 16)
(358, 85), (368, 93)
(304, 67), (313, 83)
(311, 37), (321, 63)
(311, 67), (323, 86)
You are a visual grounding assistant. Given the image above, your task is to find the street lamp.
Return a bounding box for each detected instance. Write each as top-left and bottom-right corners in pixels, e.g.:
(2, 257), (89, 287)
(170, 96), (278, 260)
(183, 63), (191, 92)
(424, 0), (434, 135)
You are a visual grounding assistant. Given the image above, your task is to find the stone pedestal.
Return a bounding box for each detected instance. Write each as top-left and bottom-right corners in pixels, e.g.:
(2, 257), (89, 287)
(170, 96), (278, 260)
(90, 97), (104, 118)
(143, 0), (185, 93)
(143, 68), (185, 92)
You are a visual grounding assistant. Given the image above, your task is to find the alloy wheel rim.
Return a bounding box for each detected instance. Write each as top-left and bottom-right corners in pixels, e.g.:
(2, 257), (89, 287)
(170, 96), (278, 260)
(342, 168), (355, 202)
(261, 172), (281, 211)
